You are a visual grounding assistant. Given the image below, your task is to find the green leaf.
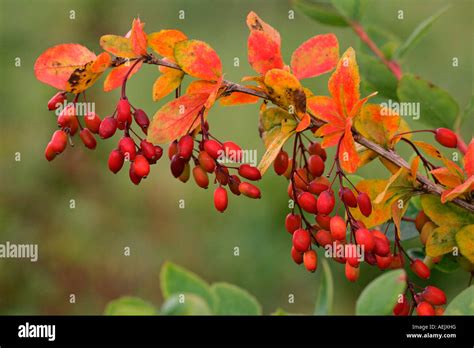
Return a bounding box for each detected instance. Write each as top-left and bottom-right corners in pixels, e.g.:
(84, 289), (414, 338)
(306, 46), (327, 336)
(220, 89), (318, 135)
(406, 247), (425, 261)
(434, 254), (460, 273)
(444, 286), (474, 315)
(330, 0), (367, 21)
(394, 6), (450, 60)
(211, 282), (262, 315)
(359, 52), (398, 100)
(421, 195), (474, 227)
(104, 296), (156, 315)
(271, 307), (289, 315)
(160, 262), (216, 311)
(293, 0), (348, 27)
(160, 293), (213, 315)
(397, 74), (459, 128)
(314, 258), (334, 315)
(455, 95), (474, 130)
(356, 269), (407, 315)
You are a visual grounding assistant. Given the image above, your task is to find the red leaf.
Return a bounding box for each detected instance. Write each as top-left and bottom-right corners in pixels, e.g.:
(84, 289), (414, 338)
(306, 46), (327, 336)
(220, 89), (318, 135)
(34, 44), (96, 90)
(465, 138), (474, 177)
(174, 40), (222, 81)
(291, 34), (339, 80)
(431, 167), (463, 188)
(307, 96), (344, 126)
(131, 18), (148, 56)
(148, 29), (187, 58)
(441, 176), (474, 203)
(246, 11), (281, 46)
(247, 30), (284, 75)
(103, 61), (142, 92)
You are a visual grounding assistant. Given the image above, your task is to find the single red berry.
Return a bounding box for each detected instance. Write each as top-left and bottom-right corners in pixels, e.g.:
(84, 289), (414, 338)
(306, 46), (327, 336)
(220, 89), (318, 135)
(292, 229), (311, 252)
(389, 253), (404, 269)
(315, 229), (333, 247)
(345, 261), (359, 282)
(222, 141), (243, 162)
(198, 150), (216, 173)
(283, 158), (293, 179)
(84, 112), (101, 134)
(47, 91), (66, 110)
(307, 155), (325, 177)
(308, 142), (327, 161)
(215, 166), (230, 185)
(140, 140), (156, 160)
(372, 230), (391, 256)
(375, 255), (392, 270)
(346, 244), (360, 267)
(297, 192), (318, 214)
(117, 99), (132, 126)
(119, 137), (136, 160)
(238, 164), (262, 181)
(204, 139), (224, 160)
(411, 259), (431, 279)
(317, 190), (335, 215)
(285, 213), (301, 234)
(132, 154), (150, 178)
(170, 155), (186, 178)
(291, 246), (304, 265)
(178, 135), (194, 160)
(214, 187), (228, 213)
(308, 177), (330, 195)
(99, 117), (117, 139)
(304, 250), (318, 272)
(330, 216), (346, 240)
(79, 128), (97, 150)
(274, 150), (289, 175)
(355, 228), (375, 252)
(293, 168), (308, 190)
(393, 295), (410, 316)
(357, 192), (372, 217)
(168, 140), (178, 160)
(50, 130), (68, 153)
(316, 214), (331, 230)
(416, 301), (435, 316)
(239, 182), (261, 199)
(108, 149), (124, 174)
(44, 142), (57, 161)
(421, 286), (447, 306)
(435, 128), (457, 148)
(340, 188), (357, 208)
(133, 109), (150, 134)
(129, 165), (142, 185)
(154, 146), (163, 161)
(192, 166), (209, 189)
(228, 175), (241, 196)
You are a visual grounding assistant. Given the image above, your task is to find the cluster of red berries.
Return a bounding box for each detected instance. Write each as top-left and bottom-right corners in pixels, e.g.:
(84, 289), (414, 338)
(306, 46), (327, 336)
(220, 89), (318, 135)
(393, 284), (447, 316)
(168, 126), (262, 212)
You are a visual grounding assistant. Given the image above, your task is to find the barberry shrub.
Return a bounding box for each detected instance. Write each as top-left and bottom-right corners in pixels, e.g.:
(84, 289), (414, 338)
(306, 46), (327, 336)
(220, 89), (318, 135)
(34, 2), (473, 315)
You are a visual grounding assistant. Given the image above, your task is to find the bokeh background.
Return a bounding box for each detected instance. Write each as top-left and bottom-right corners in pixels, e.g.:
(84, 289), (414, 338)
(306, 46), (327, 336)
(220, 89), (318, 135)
(0, 0), (472, 314)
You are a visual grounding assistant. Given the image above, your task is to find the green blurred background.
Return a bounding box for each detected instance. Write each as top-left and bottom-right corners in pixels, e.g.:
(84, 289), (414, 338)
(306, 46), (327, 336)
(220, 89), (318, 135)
(0, 0), (472, 314)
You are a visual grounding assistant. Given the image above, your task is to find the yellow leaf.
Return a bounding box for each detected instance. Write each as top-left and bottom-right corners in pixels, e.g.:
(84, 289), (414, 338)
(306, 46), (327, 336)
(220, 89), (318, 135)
(349, 179), (391, 228)
(257, 130), (295, 175)
(426, 225), (458, 257)
(455, 225), (474, 263)
(152, 67), (184, 101)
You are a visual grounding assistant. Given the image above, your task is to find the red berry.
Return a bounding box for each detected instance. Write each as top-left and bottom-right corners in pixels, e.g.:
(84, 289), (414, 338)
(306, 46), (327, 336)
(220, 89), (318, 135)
(170, 155), (186, 178)
(57, 104), (75, 128)
(129, 165), (142, 185)
(389, 253), (404, 269)
(228, 175), (241, 196)
(297, 192), (318, 214)
(345, 261), (359, 282)
(346, 244), (360, 267)
(340, 188), (357, 208)
(317, 190), (335, 215)
(372, 230), (390, 256)
(238, 164), (261, 181)
(222, 141), (243, 162)
(239, 182), (261, 199)
(108, 149), (124, 174)
(178, 135), (194, 160)
(308, 178), (330, 195)
(99, 117), (117, 139)
(119, 137), (136, 160)
(79, 128), (97, 150)
(308, 142), (326, 161)
(293, 168), (308, 190)
(393, 295), (410, 316)
(198, 150), (216, 173)
(168, 140), (178, 160)
(421, 286), (447, 306)
(154, 146), (163, 161)
(416, 301), (435, 316)
(84, 112), (101, 133)
(307, 155), (325, 177)
(214, 187), (228, 212)
(292, 229), (311, 252)
(47, 91), (66, 110)
(274, 150), (289, 175)
(435, 128), (457, 148)
(355, 228), (375, 252)
(192, 166), (209, 189)
(303, 250), (318, 272)
(291, 246), (304, 265)
(50, 130), (68, 153)
(285, 213), (301, 234)
(133, 109), (150, 134)
(357, 192), (372, 217)
(410, 259), (431, 279)
(375, 255), (392, 270)
(415, 210), (430, 232)
(215, 166), (229, 185)
(315, 230), (333, 247)
(132, 155), (150, 178)
(316, 214), (331, 230)
(117, 99), (132, 126)
(204, 139), (223, 160)
(330, 216), (346, 240)
(140, 140), (157, 160)
(44, 142), (57, 161)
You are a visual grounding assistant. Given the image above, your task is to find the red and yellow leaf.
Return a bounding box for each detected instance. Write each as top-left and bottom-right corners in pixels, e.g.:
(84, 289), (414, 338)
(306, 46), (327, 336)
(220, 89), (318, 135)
(204, 76), (224, 109)
(441, 176), (474, 203)
(263, 69), (306, 117)
(186, 80), (217, 95)
(130, 18), (148, 56)
(431, 167), (463, 188)
(246, 11), (281, 46)
(103, 61), (143, 92)
(34, 44), (96, 90)
(339, 122), (360, 173)
(410, 156), (420, 183)
(99, 35), (138, 58)
(66, 61), (103, 94)
(296, 113), (311, 132)
(152, 66), (184, 101)
(259, 107), (297, 148)
(412, 140), (464, 178)
(465, 138), (474, 177)
(291, 34), (339, 80)
(219, 90), (260, 106)
(90, 52), (112, 73)
(148, 29), (187, 58)
(247, 30), (284, 75)
(307, 96), (344, 126)
(354, 103), (400, 146)
(174, 40), (222, 81)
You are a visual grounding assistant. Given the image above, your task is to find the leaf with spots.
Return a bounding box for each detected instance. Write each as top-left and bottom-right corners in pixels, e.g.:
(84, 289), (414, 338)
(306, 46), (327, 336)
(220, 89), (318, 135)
(426, 226), (457, 257)
(148, 29), (187, 58)
(174, 40), (222, 81)
(100, 35), (138, 59)
(247, 30), (284, 75)
(259, 106), (297, 148)
(103, 61), (143, 92)
(130, 18), (148, 56)
(455, 225), (474, 263)
(421, 194), (474, 227)
(354, 103), (400, 147)
(152, 65), (184, 101)
(34, 43), (96, 90)
(246, 11), (281, 45)
(263, 69), (306, 117)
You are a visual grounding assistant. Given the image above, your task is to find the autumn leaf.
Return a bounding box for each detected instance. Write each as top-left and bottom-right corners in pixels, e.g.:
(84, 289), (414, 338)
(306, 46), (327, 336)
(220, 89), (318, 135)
(34, 44), (96, 90)
(258, 131), (296, 176)
(339, 123), (360, 173)
(91, 52), (112, 73)
(66, 62), (102, 94)
(130, 18), (148, 56)
(263, 69), (306, 117)
(148, 29), (187, 58)
(247, 31), (284, 76)
(246, 11), (281, 46)
(455, 225), (474, 263)
(259, 106), (297, 148)
(148, 93), (208, 144)
(431, 167), (463, 188)
(421, 194), (474, 227)
(291, 34), (339, 80)
(465, 138), (474, 177)
(100, 35), (138, 58)
(354, 103), (400, 147)
(174, 40), (222, 81)
(441, 176), (474, 203)
(426, 226), (457, 257)
(412, 140), (464, 178)
(103, 61), (143, 92)
(152, 66), (184, 101)
(219, 90), (260, 106)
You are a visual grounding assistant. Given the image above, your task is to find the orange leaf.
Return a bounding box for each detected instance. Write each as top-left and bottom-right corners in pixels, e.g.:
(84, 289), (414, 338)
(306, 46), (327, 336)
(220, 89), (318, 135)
(339, 123), (360, 173)
(204, 76), (224, 109)
(103, 61), (142, 92)
(355, 103), (400, 146)
(465, 138), (474, 177)
(219, 90), (259, 106)
(66, 61), (104, 94)
(410, 156), (420, 183)
(328, 47), (360, 117)
(263, 69), (305, 117)
(431, 167), (463, 188)
(186, 80), (219, 95)
(412, 140), (464, 179)
(148, 29), (187, 58)
(246, 11), (281, 46)
(307, 96), (344, 126)
(91, 52), (112, 73)
(291, 34), (339, 80)
(148, 93), (208, 144)
(131, 18), (148, 56)
(100, 35), (138, 58)
(296, 113), (311, 132)
(174, 40), (222, 81)
(441, 176), (474, 203)
(152, 66), (184, 101)
(34, 44), (96, 90)
(247, 31), (284, 75)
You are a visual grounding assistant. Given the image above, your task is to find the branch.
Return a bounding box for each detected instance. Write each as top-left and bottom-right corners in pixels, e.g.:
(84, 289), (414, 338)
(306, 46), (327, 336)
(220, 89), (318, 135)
(136, 54), (474, 213)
